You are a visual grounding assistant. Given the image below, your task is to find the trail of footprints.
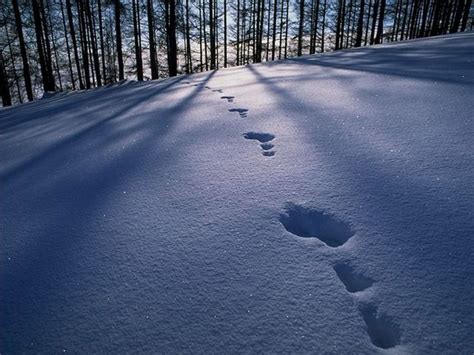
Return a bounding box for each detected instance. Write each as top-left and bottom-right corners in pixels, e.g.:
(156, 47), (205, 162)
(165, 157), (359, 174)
(182, 79), (400, 348)
(280, 203), (402, 350)
(182, 79), (277, 157)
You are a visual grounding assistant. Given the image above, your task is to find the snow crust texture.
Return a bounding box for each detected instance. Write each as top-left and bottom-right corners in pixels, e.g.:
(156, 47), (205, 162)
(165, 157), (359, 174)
(1, 33), (473, 353)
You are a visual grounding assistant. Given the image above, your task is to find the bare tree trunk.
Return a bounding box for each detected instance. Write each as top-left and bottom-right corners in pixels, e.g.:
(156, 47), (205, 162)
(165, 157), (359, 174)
(147, 0), (159, 78)
(460, 0), (472, 31)
(355, 0), (365, 46)
(278, 0), (284, 59)
(59, 0), (75, 90)
(32, 0), (55, 91)
(115, 0), (124, 80)
(224, 0), (228, 66)
(297, 0), (305, 56)
(284, 0), (289, 58)
(0, 54), (12, 107)
(66, 0), (84, 89)
(374, 0), (385, 43)
(47, 2), (63, 91)
(98, 0), (107, 83)
(3, 16), (23, 103)
(236, 0), (241, 65)
(369, 0), (379, 44)
(166, 0), (178, 76)
(133, 0), (144, 80)
(321, 0), (327, 51)
(209, 0), (216, 69)
(40, 0), (56, 90)
(12, 0), (33, 100)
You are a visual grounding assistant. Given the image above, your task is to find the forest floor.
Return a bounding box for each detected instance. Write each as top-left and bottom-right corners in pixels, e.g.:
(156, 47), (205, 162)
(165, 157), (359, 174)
(1, 32), (473, 353)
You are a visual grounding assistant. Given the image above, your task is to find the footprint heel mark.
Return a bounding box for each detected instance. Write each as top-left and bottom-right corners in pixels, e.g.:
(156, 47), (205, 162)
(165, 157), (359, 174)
(243, 132), (277, 157)
(333, 263), (374, 293)
(358, 304), (401, 349)
(221, 96), (235, 103)
(229, 108), (249, 118)
(279, 203), (354, 247)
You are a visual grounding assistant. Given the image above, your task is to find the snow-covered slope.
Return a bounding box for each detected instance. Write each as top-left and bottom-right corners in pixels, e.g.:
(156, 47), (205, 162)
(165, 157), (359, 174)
(1, 32), (473, 353)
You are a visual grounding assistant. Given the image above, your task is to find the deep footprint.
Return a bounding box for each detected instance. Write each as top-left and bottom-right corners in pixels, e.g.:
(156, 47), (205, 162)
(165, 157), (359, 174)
(333, 263), (374, 293)
(229, 108), (249, 118)
(359, 304), (401, 349)
(279, 203), (354, 247)
(221, 96), (235, 103)
(243, 132), (275, 143)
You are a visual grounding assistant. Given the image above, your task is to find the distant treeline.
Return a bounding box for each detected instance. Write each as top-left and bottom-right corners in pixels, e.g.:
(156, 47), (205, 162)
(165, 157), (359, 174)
(0, 0), (472, 106)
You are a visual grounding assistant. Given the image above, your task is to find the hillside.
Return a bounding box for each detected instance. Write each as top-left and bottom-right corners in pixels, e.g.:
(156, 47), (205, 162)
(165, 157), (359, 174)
(1, 32), (473, 353)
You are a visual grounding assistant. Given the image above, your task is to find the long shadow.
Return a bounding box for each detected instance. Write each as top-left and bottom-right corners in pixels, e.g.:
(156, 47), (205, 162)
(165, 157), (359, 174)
(0, 71), (217, 352)
(1, 76), (191, 183)
(245, 62), (473, 306)
(286, 32), (474, 85)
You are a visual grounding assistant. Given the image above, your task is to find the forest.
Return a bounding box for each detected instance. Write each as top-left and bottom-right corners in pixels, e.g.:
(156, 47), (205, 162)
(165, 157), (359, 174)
(0, 0), (472, 106)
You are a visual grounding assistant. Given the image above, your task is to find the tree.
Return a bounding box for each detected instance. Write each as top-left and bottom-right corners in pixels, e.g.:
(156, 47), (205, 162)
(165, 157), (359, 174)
(297, 0), (305, 56)
(147, 0), (159, 79)
(0, 53), (12, 106)
(355, 0), (366, 46)
(166, 0), (178, 76)
(12, 0), (33, 101)
(374, 0), (386, 44)
(115, 0), (124, 80)
(132, 0), (143, 80)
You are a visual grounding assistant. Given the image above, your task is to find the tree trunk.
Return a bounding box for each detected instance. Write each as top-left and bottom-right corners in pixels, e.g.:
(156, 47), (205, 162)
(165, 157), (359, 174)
(167, 0), (178, 76)
(40, 0), (56, 90)
(369, 0), (379, 44)
(355, 0), (365, 46)
(132, 0), (144, 80)
(32, 0), (55, 92)
(98, 0), (107, 83)
(0, 54), (12, 107)
(284, 0), (289, 58)
(66, 0), (84, 89)
(374, 0), (385, 43)
(297, 0), (305, 56)
(321, 0), (326, 51)
(460, 0), (472, 31)
(115, 0), (124, 80)
(224, 0), (228, 66)
(12, 0), (33, 101)
(147, 0), (159, 78)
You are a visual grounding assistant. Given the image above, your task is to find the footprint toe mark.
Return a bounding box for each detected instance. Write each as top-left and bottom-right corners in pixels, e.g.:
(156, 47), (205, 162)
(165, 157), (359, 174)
(279, 203), (354, 247)
(333, 263), (374, 293)
(243, 132), (275, 143)
(260, 143), (274, 150)
(262, 151), (275, 157)
(359, 304), (401, 349)
(221, 96), (235, 103)
(229, 108), (249, 118)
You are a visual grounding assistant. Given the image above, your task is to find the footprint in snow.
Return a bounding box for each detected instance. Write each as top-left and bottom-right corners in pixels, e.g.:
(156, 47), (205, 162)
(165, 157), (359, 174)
(279, 203), (353, 247)
(358, 303), (401, 349)
(333, 262), (374, 293)
(243, 132), (276, 157)
(229, 108), (249, 118)
(221, 96), (235, 103)
(212, 89), (224, 93)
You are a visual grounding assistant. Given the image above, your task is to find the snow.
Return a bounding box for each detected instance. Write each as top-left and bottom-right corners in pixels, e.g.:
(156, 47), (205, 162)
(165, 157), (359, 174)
(1, 32), (473, 353)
